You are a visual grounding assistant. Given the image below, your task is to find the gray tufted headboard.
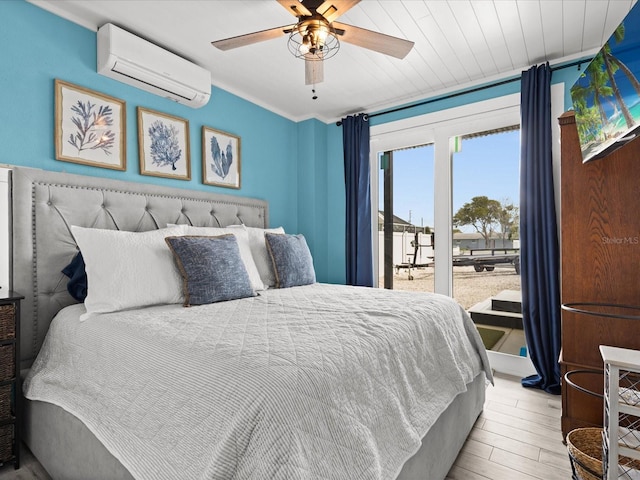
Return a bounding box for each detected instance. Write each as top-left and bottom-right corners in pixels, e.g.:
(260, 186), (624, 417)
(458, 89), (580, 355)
(10, 166), (268, 369)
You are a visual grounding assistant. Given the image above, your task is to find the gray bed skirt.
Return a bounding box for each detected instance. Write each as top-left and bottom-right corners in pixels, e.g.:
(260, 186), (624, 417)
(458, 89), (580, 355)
(22, 373), (486, 480)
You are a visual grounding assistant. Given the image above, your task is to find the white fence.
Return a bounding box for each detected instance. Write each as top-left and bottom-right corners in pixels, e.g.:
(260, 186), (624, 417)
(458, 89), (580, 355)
(377, 232), (468, 270)
(378, 231), (433, 268)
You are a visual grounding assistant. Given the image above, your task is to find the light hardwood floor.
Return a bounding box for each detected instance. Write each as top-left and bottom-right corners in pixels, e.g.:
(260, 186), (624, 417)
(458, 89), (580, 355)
(447, 372), (572, 480)
(0, 372), (572, 480)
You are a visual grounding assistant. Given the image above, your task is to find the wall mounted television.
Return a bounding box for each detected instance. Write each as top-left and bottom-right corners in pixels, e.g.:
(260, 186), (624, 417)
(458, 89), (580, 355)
(571, 3), (640, 163)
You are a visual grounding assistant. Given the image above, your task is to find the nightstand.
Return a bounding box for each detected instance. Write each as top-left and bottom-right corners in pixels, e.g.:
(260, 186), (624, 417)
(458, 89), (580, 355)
(0, 291), (23, 469)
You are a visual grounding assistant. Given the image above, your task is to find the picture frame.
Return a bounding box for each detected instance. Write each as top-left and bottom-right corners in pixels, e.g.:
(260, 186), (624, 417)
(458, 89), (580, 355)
(54, 79), (126, 170)
(137, 107), (190, 180)
(202, 126), (241, 189)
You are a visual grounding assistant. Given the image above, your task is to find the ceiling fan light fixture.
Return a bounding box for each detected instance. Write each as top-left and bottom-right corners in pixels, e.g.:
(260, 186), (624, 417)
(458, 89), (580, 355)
(299, 42), (310, 55)
(287, 17), (339, 61)
(316, 27), (329, 44)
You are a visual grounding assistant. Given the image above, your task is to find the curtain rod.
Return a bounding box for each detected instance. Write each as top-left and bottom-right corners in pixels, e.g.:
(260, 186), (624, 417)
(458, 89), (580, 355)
(336, 58), (585, 126)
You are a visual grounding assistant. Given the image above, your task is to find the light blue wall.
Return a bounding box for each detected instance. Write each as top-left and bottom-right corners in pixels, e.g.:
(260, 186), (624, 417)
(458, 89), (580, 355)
(295, 119), (346, 284)
(296, 119), (324, 280)
(325, 124), (346, 284)
(0, 0), (298, 235)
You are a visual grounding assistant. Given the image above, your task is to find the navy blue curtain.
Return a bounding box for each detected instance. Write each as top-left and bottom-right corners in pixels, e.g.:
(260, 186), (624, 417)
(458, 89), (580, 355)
(520, 63), (562, 394)
(342, 114), (373, 287)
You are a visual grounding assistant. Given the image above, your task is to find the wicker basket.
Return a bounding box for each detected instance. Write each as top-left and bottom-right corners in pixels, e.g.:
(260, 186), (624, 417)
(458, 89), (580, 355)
(0, 304), (15, 341)
(0, 344), (14, 382)
(0, 384), (10, 419)
(567, 427), (640, 479)
(567, 428), (603, 480)
(0, 424), (13, 463)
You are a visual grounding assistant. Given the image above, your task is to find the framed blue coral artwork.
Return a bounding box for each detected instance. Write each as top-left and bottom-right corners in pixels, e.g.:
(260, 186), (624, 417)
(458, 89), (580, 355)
(137, 107), (191, 180)
(55, 79), (126, 170)
(202, 126), (241, 189)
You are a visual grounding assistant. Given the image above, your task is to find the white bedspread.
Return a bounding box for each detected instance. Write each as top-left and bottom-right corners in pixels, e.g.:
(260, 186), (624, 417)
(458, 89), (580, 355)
(23, 283), (491, 480)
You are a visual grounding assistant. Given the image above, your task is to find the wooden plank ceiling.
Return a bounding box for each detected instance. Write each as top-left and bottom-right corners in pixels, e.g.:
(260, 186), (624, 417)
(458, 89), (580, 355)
(30, 0), (637, 122)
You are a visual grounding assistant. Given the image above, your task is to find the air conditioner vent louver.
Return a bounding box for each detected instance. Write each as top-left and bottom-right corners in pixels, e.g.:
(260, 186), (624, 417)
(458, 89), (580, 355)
(110, 61), (195, 101)
(97, 24), (211, 108)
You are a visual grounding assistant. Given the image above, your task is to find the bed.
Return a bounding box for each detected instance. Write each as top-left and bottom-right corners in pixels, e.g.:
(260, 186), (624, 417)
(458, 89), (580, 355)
(9, 165), (491, 480)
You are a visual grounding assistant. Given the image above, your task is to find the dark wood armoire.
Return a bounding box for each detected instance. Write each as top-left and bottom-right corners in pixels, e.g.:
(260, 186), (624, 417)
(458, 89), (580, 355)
(559, 110), (640, 438)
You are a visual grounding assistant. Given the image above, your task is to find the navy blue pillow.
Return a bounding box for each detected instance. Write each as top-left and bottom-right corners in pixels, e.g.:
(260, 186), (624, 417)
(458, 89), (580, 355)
(61, 251), (88, 302)
(165, 235), (255, 306)
(265, 233), (316, 288)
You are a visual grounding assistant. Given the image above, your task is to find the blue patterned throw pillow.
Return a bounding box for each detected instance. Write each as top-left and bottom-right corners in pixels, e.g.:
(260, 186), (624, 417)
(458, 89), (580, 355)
(165, 235), (255, 306)
(265, 233), (316, 288)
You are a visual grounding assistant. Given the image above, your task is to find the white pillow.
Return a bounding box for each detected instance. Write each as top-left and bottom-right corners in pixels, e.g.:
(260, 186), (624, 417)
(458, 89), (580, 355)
(71, 225), (187, 319)
(181, 225), (265, 291)
(229, 225), (285, 288)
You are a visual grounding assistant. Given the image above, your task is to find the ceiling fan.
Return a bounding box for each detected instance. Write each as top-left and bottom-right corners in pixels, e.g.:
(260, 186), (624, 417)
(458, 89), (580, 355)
(211, 0), (414, 87)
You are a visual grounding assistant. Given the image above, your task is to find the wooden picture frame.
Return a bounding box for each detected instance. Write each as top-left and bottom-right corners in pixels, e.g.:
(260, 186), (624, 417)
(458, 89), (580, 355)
(137, 107), (190, 180)
(202, 126), (241, 189)
(54, 79), (126, 170)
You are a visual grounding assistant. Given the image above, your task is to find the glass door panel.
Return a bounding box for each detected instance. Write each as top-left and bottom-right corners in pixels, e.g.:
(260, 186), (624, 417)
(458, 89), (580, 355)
(377, 144), (434, 293)
(451, 129), (524, 357)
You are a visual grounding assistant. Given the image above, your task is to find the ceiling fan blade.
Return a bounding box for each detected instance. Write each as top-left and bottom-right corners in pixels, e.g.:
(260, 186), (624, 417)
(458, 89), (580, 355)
(276, 0), (313, 17)
(305, 58), (324, 85)
(212, 25), (294, 51)
(316, 0), (360, 23)
(333, 22), (414, 59)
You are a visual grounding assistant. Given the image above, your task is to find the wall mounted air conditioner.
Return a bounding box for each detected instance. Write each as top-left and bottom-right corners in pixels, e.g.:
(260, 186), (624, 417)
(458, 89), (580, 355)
(97, 23), (211, 108)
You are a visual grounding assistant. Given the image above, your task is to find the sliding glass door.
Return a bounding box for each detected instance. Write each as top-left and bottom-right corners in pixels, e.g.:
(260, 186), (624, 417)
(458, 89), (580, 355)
(370, 92), (523, 296)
